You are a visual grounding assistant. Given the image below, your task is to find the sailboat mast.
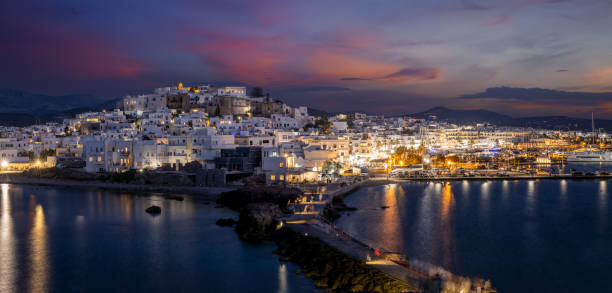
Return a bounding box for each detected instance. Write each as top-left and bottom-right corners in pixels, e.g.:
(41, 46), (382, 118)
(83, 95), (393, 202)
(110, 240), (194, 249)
(592, 112), (596, 145)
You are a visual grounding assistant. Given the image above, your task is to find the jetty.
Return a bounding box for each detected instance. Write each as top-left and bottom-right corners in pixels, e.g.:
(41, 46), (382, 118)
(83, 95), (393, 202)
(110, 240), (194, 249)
(284, 177), (496, 293)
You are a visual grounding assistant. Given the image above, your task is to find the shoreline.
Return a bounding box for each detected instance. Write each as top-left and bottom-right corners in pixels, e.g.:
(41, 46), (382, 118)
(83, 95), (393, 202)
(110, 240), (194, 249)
(321, 173), (612, 204)
(0, 174), (233, 198)
(335, 174), (612, 198)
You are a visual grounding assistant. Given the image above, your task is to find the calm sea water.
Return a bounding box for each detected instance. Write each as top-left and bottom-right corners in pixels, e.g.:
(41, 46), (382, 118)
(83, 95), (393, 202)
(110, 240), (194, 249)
(0, 184), (319, 293)
(336, 179), (612, 292)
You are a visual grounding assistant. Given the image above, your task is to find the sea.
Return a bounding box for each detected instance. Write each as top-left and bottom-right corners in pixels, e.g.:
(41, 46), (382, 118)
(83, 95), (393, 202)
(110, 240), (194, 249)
(2, 162), (611, 292)
(336, 163), (612, 292)
(0, 184), (319, 293)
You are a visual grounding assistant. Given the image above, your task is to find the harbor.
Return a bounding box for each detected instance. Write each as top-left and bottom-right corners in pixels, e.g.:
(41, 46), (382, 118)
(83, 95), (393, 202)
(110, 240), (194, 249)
(280, 160), (612, 292)
(283, 177), (497, 292)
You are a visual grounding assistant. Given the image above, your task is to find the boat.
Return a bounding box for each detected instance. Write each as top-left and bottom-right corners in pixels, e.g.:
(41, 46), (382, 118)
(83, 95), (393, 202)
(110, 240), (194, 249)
(566, 151), (612, 162)
(566, 112), (612, 162)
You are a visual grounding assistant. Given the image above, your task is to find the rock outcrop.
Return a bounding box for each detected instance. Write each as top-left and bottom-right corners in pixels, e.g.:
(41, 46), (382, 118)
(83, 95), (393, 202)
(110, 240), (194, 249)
(235, 203), (284, 242)
(217, 185), (301, 210)
(145, 205), (161, 214)
(320, 196), (356, 222)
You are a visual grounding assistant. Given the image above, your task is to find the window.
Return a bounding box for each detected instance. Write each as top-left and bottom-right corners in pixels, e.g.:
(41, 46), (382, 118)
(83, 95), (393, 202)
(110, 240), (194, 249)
(279, 162), (284, 168)
(279, 175), (284, 181)
(270, 175), (275, 181)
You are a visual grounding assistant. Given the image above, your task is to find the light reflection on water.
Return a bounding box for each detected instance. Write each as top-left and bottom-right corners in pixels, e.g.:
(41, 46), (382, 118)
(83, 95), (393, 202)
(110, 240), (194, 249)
(381, 184), (403, 251)
(560, 180), (568, 212)
(440, 183), (454, 268)
(461, 180), (469, 195)
(0, 184), (15, 293)
(599, 181), (608, 228)
(526, 180), (537, 217)
(337, 179), (612, 293)
(479, 181), (491, 223)
(0, 184), (320, 293)
(278, 263), (287, 293)
(29, 203), (49, 293)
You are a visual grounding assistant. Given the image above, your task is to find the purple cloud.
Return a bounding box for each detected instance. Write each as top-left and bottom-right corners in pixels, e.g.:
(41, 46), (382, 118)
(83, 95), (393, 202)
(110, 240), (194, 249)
(385, 67), (441, 80)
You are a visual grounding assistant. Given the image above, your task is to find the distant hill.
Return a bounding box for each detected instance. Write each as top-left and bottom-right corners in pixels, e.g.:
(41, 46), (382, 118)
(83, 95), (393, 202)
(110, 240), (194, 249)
(307, 108), (330, 117)
(411, 106), (511, 125)
(409, 106), (612, 131)
(0, 89), (113, 115)
(0, 89), (119, 126)
(510, 116), (612, 131)
(461, 86), (612, 102)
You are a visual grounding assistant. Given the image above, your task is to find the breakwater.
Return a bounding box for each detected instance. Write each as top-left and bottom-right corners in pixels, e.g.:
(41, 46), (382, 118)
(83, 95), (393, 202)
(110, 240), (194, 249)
(274, 227), (417, 292)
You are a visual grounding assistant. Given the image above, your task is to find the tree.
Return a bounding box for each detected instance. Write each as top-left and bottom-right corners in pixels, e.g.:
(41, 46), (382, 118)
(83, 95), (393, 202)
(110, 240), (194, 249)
(18, 151), (35, 161)
(39, 149), (56, 162)
(431, 154), (446, 168)
(346, 117), (354, 128)
(214, 104), (220, 117)
(314, 117), (332, 134)
(250, 86), (264, 97)
(321, 160), (341, 175)
(391, 146), (422, 166)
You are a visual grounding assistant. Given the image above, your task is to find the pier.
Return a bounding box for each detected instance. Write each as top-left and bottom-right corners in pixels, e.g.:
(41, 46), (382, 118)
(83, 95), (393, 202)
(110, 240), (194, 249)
(284, 177), (496, 293)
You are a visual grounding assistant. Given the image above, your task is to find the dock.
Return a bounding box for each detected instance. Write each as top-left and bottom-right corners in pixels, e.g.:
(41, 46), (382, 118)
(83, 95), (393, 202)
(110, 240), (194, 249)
(284, 177), (496, 292)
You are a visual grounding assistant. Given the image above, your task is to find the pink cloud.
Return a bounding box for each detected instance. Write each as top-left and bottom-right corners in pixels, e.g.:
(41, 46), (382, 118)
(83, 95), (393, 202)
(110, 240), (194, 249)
(2, 21), (147, 81)
(455, 0), (570, 11)
(184, 28), (440, 87)
(384, 67), (441, 80)
(480, 14), (512, 26)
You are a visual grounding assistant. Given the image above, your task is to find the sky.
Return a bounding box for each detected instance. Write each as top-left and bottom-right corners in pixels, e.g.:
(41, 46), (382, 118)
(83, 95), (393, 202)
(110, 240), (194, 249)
(2, 0), (612, 117)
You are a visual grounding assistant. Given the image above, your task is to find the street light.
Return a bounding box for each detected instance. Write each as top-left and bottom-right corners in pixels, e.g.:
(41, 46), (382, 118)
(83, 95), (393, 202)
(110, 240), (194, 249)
(1, 161), (8, 168)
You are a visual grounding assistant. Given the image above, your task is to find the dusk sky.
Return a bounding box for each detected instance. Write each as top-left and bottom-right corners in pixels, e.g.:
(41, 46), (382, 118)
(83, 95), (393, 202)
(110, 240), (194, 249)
(2, 0), (612, 117)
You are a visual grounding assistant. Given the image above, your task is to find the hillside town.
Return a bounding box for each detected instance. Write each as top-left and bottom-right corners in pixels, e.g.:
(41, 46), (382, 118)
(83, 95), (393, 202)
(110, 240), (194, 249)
(0, 83), (610, 185)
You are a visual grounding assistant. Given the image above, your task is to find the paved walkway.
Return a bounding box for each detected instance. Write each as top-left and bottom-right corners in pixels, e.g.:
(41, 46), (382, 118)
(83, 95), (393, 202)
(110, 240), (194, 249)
(287, 220), (423, 292)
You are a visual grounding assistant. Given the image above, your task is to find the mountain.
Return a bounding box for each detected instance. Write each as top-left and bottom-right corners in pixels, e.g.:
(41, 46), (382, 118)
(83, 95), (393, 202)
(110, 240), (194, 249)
(510, 116), (612, 131)
(0, 89), (119, 126)
(411, 106), (512, 125)
(0, 89), (112, 115)
(307, 107), (330, 117)
(410, 106), (612, 131)
(461, 86), (612, 102)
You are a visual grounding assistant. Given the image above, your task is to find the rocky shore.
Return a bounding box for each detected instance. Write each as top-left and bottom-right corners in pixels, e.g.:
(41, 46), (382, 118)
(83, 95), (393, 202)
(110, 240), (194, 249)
(216, 186), (298, 241)
(215, 185), (420, 292)
(273, 228), (415, 292)
(235, 203), (284, 241)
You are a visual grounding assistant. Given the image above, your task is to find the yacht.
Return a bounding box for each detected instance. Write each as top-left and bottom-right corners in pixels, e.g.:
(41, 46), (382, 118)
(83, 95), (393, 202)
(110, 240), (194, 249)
(566, 112), (612, 162)
(566, 151), (612, 162)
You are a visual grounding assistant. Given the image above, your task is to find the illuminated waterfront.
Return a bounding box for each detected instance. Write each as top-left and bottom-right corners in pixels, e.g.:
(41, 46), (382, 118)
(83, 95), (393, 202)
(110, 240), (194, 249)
(0, 184), (319, 293)
(336, 179), (612, 292)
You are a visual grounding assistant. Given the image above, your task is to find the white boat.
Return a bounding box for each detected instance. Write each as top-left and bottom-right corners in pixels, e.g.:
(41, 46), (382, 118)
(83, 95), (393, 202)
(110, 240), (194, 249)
(567, 113), (612, 162)
(566, 151), (612, 162)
